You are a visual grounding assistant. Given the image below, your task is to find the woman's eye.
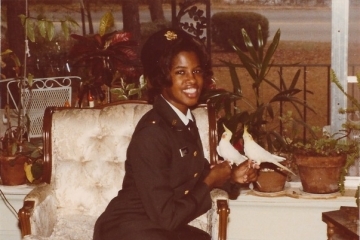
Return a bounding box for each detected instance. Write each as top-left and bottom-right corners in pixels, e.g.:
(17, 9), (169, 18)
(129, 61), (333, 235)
(193, 69), (203, 74)
(175, 70), (185, 75)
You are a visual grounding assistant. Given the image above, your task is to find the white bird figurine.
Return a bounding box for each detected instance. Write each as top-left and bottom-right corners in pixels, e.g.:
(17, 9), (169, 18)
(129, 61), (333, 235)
(217, 124), (248, 165)
(243, 126), (296, 175)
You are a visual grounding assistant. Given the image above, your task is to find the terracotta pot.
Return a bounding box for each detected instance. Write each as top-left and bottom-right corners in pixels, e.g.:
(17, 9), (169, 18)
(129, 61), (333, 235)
(295, 154), (346, 194)
(254, 161), (288, 193)
(0, 155), (27, 186)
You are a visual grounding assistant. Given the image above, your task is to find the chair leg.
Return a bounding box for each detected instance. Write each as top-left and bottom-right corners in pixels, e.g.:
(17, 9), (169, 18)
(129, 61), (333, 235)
(18, 200), (35, 237)
(217, 199), (230, 240)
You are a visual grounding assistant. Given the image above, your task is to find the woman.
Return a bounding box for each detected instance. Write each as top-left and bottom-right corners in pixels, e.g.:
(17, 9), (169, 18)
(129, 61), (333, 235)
(94, 28), (258, 240)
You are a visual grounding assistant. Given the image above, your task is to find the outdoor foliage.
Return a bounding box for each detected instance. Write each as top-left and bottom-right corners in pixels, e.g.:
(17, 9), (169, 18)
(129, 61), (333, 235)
(212, 12), (269, 51)
(202, 25), (314, 154)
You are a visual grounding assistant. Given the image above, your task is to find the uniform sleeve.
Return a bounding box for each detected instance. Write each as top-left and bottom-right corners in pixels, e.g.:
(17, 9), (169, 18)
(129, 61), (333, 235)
(127, 124), (212, 231)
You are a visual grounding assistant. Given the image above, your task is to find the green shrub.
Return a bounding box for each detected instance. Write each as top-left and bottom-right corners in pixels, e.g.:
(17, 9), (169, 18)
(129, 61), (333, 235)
(211, 12), (269, 51)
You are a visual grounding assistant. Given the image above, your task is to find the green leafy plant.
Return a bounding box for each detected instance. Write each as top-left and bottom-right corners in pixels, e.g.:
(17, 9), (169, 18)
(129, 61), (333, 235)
(69, 12), (141, 105)
(202, 25), (314, 154)
(1, 50), (44, 183)
(19, 13), (78, 42)
(281, 112), (359, 194)
(328, 70), (360, 194)
(110, 73), (147, 101)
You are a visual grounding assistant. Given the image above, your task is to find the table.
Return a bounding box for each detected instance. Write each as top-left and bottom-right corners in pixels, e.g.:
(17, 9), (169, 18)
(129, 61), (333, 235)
(322, 206), (359, 240)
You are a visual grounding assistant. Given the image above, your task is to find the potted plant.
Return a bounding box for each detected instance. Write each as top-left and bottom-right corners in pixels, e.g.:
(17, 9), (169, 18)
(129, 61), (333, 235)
(69, 12), (142, 106)
(282, 116), (359, 194)
(201, 25), (314, 193)
(0, 50), (43, 185)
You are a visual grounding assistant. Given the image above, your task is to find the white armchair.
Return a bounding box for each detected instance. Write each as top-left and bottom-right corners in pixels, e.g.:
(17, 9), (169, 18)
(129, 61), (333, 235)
(18, 100), (229, 240)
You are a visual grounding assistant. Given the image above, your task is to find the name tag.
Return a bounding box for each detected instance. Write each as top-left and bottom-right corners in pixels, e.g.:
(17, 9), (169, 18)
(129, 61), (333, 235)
(179, 147), (189, 157)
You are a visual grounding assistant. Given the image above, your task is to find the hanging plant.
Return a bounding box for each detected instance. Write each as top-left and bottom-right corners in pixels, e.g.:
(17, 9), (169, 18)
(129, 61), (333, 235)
(18, 14), (79, 42)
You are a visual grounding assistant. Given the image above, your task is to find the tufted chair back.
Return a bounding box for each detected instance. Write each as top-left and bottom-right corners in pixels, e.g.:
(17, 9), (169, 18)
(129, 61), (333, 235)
(19, 100), (229, 240)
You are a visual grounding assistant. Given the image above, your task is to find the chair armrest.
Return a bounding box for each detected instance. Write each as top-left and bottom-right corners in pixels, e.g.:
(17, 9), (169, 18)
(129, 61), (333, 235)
(210, 188), (229, 240)
(18, 183), (57, 238)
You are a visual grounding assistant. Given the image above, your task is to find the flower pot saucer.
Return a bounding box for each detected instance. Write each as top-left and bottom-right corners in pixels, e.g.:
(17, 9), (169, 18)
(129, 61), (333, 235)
(248, 182), (291, 197)
(285, 187), (340, 199)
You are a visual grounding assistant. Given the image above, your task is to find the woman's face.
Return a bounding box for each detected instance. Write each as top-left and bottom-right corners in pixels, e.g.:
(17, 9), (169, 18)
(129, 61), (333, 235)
(162, 51), (204, 114)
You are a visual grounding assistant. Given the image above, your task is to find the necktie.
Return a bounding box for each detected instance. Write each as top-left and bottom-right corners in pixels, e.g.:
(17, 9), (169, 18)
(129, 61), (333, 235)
(187, 120), (198, 139)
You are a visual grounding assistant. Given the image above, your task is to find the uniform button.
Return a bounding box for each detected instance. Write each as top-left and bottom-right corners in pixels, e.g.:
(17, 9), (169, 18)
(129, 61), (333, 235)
(193, 151), (197, 156)
(184, 190), (189, 195)
(194, 173), (198, 178)
(151, 120), (156, 124)
(172, 119), (177, 125)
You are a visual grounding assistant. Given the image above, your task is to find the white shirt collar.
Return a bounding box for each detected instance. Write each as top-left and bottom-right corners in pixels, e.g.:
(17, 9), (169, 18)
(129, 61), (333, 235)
(161, 95), (193, 125)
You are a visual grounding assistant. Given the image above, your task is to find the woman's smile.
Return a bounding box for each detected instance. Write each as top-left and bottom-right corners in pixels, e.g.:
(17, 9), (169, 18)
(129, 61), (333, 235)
(162, 51), (204, 114)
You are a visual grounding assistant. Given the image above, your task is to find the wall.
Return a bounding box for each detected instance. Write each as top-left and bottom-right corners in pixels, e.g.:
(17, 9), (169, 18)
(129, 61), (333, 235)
(226, 180), (358, 240)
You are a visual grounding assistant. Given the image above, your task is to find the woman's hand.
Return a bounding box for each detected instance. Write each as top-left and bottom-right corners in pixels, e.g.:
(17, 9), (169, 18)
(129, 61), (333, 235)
(231, 160), (259, 184)
(203, 161), (232, 189)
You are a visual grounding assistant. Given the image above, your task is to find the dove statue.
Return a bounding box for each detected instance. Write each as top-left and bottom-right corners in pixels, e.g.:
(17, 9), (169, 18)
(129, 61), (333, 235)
(243, 126), (296, 175)
(217, 124), (248, 165)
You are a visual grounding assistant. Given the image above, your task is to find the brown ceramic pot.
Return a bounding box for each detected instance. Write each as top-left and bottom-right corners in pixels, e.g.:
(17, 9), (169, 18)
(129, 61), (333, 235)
(0, 155), (27, 185)
(254, 161), (288, 193)
(295, 154), (346, 194)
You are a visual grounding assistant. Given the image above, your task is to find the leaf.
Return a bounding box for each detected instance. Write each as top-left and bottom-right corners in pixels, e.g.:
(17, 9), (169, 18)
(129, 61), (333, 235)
(257, 24), (264, 62)
(11, 142), (17, 156)
(18, 14), (27, 25)
(259, 29), (281, 81)
(1, 49), (14, 56)
(289, 69), (301, 90)
(46, 21), (55, 41)
(228, 39), (257, 82)
(110, 88), (125, 95)
(70, 33), (87, 41)
(241, 28), (259, 64)
(125, 83), (135, 90)
(61, 21), (70, 40)
(266, 133), (274, 153)
(220, 61), (242, 96)
(9, 53), (21, 68)
(27, 73), (34, 87)
(110, 32), (132, 45)
(26, 19), (35, 42)
(128, 88), (140, 96)
(65, 16), (79, 27)
(31, 162), (43, 179)
(99, 12), (114, 36)
(116, 95), (128, 100)
(263, 78), (281, 92)
(266, 104), (274, 119)
(38, 20), (47, 38)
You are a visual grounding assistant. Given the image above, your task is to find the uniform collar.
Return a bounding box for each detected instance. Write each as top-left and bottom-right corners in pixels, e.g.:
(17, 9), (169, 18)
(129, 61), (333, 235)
(161, 95), (193, 125)
(153, 96), (195, 130)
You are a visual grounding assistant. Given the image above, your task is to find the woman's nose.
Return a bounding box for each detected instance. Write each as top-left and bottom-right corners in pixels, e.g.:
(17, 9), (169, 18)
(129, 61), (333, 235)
(186, 71), (196, 82)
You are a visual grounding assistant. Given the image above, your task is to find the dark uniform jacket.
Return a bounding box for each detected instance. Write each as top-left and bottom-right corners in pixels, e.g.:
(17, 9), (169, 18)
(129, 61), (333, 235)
(94, 96), (212, 239)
